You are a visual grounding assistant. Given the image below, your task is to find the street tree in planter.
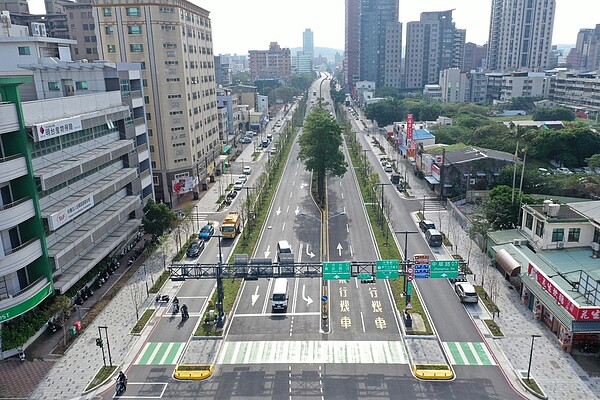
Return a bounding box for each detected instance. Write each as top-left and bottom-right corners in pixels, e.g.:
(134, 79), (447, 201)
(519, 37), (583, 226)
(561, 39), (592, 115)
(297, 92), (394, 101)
(298, 108), (347, 206)
(142, 199), (177, 237)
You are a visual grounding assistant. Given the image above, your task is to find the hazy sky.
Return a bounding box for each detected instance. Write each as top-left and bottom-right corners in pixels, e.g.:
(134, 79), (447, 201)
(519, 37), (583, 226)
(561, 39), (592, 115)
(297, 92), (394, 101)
(29, 0), (596, 54)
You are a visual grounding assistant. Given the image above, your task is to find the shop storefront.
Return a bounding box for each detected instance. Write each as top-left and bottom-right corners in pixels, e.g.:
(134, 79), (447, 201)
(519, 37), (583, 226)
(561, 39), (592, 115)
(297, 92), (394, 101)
(521, 263), (600, 353)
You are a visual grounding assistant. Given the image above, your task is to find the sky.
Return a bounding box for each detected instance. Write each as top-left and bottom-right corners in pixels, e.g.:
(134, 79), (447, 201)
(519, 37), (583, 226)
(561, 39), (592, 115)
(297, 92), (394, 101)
(28, 0), (597, 54)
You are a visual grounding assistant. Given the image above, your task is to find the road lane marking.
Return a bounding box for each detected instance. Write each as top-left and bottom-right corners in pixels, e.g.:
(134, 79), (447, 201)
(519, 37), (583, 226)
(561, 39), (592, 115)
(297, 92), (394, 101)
(135, 342), (185, 365)
(234, 312), (320, 317)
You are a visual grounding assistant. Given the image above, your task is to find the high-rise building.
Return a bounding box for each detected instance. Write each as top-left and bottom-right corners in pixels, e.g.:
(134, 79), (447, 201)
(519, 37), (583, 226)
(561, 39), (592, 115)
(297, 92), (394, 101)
(567, 26), (600, 71)
(439, 68), (468, 103)
(487, 0), (556, 72)
(404, 10), (465, 90)
(303, 28), (314, 58)
(95, 0), (220, 206)
(344, 0), (360, 91)
(0, 0), (28, 14)
(358, 0), (399, 89)
(463, 42), (487, 71)
(383, 21), (402, 89)
(248, 42), (291, 83)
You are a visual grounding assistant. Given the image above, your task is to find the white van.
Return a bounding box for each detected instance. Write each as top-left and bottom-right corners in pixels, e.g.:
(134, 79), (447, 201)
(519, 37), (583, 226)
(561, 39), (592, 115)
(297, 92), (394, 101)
(271, 278), (289, 310)
(277, 240), (292, 262)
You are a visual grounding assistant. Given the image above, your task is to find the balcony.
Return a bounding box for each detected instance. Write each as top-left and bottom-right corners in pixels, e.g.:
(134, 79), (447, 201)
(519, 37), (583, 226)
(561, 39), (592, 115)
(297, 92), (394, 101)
(0, 102), (19, 134)
(0, 238), (43, 277)
(0, 277), (52, 324)
(0, 154), (28, 182)
(0, 197), (35, 231)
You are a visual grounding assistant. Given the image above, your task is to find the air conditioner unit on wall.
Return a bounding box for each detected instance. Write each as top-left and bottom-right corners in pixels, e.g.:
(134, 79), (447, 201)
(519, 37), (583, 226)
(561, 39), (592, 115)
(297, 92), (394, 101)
(557, 241), (565, 249)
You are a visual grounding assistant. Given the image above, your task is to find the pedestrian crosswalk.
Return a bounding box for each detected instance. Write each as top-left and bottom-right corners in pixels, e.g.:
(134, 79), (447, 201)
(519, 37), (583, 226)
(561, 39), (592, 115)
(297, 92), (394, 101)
(218, 341), (409, 365)
(134, 342), (186, 365)
(443, 342), (496, 366)
(421, 197), (446, 212)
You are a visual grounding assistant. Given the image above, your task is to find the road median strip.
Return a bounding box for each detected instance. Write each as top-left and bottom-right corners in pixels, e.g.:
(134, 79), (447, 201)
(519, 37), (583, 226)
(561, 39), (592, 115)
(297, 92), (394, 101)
(413, 364), (453, 380)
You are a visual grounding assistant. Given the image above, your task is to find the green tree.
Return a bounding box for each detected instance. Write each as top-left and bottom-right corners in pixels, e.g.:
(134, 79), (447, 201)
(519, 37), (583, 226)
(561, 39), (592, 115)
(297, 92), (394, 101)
(532, 107), (575, 121)
(142, 199), (177, 236)
(365, 98), (406, 126)
(298, 108), (347, 205)
(375, 86), (402, 99)
(483, 185), (535, 230)
(429, 125), (467, 145)
(231, 72), (250, 85)
(586, 154), (600, 169)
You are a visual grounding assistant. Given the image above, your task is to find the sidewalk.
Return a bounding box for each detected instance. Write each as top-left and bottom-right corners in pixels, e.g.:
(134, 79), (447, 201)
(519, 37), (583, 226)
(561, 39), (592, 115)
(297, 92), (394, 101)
(367, 124), (600, 398)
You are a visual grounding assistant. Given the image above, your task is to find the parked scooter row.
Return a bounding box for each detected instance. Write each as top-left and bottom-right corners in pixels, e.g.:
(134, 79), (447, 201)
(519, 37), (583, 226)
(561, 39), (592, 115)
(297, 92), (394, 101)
(47, 316), (63, 333)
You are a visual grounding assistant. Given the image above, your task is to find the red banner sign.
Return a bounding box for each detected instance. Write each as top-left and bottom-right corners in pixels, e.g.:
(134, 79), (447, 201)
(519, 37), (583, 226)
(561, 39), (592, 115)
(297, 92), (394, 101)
(406, 114), (414, 140)
(529, 263), (600, 321)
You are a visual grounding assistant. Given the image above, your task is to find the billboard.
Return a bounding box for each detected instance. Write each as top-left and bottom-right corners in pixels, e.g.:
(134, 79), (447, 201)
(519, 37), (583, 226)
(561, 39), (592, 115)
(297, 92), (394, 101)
(172, 176), (194, 195)
(33, 116), (83, 142)
(406, 114), (414, 140)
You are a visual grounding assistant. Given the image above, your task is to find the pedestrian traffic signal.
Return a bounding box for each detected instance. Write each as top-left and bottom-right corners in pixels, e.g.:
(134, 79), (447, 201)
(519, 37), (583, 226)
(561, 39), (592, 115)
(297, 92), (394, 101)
(96, 338), (103, 348)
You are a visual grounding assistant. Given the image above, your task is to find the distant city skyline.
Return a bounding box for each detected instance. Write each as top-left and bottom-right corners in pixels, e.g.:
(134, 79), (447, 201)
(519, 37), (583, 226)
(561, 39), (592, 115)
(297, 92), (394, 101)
(27, 0), (597, 54)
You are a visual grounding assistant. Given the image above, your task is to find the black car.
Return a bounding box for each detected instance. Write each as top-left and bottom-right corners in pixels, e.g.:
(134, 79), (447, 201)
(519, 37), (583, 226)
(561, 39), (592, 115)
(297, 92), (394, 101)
(419, 219), (436, 232)
(187, 240), (205, 258)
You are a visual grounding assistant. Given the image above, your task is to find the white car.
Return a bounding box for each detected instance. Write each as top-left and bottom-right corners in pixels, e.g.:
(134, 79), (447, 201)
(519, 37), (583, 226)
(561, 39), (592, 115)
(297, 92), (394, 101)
(238, 175), (247, 184)
(233, 180), (244, 191)
(243, 166), (252, 175)
(384, 165), (393, 173)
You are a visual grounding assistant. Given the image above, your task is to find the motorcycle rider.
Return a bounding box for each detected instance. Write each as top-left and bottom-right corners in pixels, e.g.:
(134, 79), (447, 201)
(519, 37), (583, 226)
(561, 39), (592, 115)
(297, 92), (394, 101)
(117, 370), (127, 389)
(181, 304), (189, 319)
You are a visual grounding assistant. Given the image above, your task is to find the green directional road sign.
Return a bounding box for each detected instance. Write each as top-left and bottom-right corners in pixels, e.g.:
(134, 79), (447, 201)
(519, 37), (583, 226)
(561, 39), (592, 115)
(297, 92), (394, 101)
(323, 261), (351, 280)
(430, 260), (459, 279)
(357, 273), (373, 280)
(376, 260), (399, 279)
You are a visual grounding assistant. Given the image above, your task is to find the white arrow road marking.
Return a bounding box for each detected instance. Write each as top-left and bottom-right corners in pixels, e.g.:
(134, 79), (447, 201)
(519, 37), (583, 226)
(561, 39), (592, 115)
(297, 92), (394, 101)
(294, 206), (300, 216)
(302, 285), (313, 306)
(276, 207), (281, 215)
(300, 182), (307, 190)
(264, 245), (271, 258)
(251, 286), (260, 306)
(337, 243), (343, 257)
(306, 244), (315, 258)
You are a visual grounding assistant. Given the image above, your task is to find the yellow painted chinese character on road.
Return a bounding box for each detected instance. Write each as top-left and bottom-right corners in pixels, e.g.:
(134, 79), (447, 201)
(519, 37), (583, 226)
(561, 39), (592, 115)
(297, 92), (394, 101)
(374, 317), (387, 329)
(341, 316), (352, 329)
(369, 287), (378, 298)
(339, 286), (348, 297)
(372, 300), (382, 313)
(340, 300), (350, 312)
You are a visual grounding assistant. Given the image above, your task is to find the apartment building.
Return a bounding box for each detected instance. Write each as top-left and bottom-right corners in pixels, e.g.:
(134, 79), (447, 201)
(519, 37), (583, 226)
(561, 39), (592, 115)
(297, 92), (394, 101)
(552, 70), (600, 117)
(95, 0), (219, 205)
(343, 0), (360, 91)
(499, 71), (552, 102)
(487, 0), (556, 72)
(438, 68), (468, 103)
(248, 42), (291, 83)
(404, 10), (465, 90)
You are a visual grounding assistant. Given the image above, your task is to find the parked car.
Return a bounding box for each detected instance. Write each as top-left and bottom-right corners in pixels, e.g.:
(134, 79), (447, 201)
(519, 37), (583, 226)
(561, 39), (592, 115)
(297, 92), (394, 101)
(557, 167), (572, 174)
(419, 219), (436, 232)
(266, 133), (273, 140)
(455, 282), (478, 303)
(238, 175), (247, 184)
(240, 137), (252, 144)
(384, 164), (393, 173)
(233, 180), (244, 191)
(243, 166), (252, 175)
(187, 240), (205, 258)
(198, 224), (215, 241)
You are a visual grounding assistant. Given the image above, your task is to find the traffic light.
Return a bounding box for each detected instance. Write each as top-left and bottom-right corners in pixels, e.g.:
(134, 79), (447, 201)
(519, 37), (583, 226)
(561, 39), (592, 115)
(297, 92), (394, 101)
(95, 338), (103, 348)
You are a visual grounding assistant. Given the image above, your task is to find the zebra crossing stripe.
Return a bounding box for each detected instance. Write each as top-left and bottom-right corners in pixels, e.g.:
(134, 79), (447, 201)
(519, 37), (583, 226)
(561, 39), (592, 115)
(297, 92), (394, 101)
(135, 342), (185, 365)
(443, 342), (496, 366)
(217, 341), (409, 365)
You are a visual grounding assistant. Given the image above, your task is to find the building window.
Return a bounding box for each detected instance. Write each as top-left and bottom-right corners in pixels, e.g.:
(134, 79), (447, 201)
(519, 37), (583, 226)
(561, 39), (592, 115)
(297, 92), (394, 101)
(149, 145), (155, 152)
(142, 79), (148, 87)
(130, 44), (143, 52)
(144, 96), (149, 104)
(535, 220), (544, 238)
(48, 82), (60, 91)
(525, 213), (533, 230)
(128, 25), (142, 34)
(103, 8), (112, 16)
(139, 62), (146, 70)
(126, 7), (140, 16)
(107, 45), (116, 53)
(75, 81), (88, 90)
(120, 79), (130, 96)
(152, 175), (159, 185)
(18, 46), (31, 55)
(551, 228), (564, 242)
(146, 113), (151, 120)
(568, 228), (581, 242)
(105, 26), (114, 35)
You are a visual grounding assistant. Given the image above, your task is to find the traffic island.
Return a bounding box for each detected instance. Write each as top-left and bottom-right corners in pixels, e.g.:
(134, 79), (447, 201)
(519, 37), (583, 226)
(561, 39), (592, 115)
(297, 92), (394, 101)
(173, 364), (213, 380)
(518, 372), (547, 399)
(413, 364), (454, 380)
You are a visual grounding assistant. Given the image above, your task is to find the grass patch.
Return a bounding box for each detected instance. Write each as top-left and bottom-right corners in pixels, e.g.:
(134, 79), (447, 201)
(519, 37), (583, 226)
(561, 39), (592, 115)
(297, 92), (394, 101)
(149, 270), (169, 294)
(474, 285), (499, 314)
(522, 378), (544, 396)
(484, 319), (504, 336)
(85, 365), (117, 391)
(195, 279), (242, 336)
(131, 308), (155, 334)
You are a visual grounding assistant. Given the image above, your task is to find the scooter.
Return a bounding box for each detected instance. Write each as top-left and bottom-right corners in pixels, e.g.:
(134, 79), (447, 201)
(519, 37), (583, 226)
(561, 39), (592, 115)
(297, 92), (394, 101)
(18, 347), (26, 362)
(115, 376), (127, 396)
(155, 294), (170, 303)
(47, 319), (60, 333)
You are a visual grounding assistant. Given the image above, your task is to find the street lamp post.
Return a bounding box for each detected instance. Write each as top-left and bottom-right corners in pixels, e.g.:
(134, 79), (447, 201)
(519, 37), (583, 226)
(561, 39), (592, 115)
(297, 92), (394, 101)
(526, 334), (542, 381)
(194, 205), (199, 232)
(394, 231), (419, 304)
